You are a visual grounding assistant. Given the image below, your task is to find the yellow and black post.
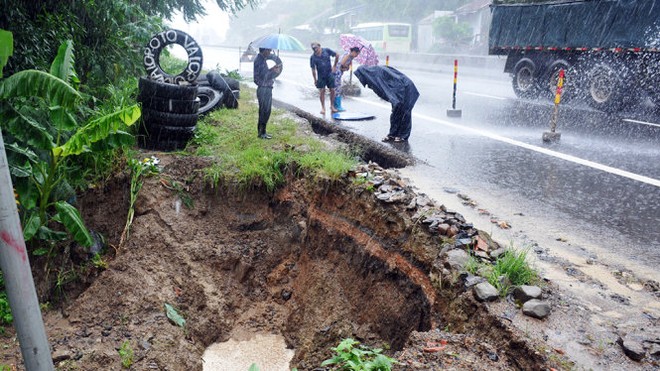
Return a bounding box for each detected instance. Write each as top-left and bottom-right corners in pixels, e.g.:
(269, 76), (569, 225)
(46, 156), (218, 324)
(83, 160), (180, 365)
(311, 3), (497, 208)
(543, 69), (564, 143)
(447, 59), (462, 117)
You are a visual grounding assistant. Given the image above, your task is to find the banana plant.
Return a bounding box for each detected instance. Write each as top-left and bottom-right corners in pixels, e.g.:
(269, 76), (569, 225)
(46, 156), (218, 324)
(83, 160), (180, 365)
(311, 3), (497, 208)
(0, 37), (141, 251)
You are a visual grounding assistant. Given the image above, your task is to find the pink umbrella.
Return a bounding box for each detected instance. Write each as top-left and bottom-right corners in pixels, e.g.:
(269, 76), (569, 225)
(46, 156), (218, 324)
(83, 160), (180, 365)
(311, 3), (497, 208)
(339, 34), (379, 66)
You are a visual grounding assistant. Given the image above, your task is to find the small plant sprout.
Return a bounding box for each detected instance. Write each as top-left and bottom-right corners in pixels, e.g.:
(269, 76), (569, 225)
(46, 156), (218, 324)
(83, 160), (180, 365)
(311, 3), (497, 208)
(120, 155), (162, 246)
(118, 340), (134, 368)
(321, 338), (397, 371)
(91, 253), (108, 269)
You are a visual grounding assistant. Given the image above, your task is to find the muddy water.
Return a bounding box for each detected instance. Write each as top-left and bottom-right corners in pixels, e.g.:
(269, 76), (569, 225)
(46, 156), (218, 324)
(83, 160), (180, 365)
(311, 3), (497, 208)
(202, 333), (294, 371)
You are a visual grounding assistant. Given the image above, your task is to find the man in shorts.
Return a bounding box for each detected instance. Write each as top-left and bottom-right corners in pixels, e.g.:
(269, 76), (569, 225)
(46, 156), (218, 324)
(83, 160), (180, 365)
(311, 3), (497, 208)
(310, 42), (339, 114)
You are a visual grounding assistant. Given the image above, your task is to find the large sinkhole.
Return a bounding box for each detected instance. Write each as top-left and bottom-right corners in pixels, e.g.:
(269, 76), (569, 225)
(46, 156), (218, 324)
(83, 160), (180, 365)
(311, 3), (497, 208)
(65, 157), (544, 370)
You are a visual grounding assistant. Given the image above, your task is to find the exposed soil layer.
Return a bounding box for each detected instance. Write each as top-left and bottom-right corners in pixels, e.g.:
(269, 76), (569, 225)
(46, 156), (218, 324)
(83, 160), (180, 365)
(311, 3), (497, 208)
(1, 155), (565, 370)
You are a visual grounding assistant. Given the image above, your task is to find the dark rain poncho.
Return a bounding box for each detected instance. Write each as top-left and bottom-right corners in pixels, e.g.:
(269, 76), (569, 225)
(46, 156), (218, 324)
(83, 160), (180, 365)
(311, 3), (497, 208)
(354, 65), (419, 140)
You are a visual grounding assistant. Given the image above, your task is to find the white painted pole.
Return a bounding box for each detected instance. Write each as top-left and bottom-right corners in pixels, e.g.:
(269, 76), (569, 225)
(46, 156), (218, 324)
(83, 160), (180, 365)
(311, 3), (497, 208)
(0, 132), (53, 370)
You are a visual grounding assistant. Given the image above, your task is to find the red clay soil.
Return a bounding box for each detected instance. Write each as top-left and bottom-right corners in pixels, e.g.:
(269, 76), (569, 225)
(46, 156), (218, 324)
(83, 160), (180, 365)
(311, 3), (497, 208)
(0, 154), (568, 370)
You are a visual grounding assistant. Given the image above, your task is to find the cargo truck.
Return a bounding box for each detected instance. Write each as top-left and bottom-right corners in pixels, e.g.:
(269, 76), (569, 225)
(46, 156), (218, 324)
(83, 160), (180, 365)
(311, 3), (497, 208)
(488, 0), (660, 112)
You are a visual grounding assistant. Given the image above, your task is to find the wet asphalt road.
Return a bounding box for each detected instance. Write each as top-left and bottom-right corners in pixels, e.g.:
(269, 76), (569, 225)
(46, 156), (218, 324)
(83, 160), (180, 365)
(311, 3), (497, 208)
(201, 46), (660, 269)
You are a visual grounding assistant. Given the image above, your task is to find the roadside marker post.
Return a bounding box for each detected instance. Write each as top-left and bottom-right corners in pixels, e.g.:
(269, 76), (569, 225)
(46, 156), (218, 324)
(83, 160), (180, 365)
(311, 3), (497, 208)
(543, 69), (564, 143)
(0, 31), (54, 370)
(0, 132), (54, 370)
(447, 59), (462, 117)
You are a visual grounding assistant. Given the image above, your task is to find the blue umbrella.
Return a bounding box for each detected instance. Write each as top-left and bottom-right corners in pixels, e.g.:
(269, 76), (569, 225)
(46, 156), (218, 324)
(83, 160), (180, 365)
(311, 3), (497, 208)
(251, 33), (305, 51)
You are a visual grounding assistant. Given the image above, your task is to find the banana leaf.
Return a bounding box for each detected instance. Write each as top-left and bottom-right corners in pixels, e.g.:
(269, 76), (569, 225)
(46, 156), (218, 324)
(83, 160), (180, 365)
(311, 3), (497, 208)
(54, 201), (92, 247)
(0, 70), (81, 109)
(0, 104), (54, 150)
(50, 40), (79, 89)
(13, 178), (38, 210)
(0, 29), (12, 77)
(53, 104), (141, 158)
(22, 214), (41, 241)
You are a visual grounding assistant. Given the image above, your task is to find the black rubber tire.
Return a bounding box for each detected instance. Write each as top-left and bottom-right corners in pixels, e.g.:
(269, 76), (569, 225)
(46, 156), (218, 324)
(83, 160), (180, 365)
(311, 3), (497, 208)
(512, 59), (541, 99)
(141, 107), (198, 127)
(197, 86), (224, 115)
(139, 77), (198, 100)
(137, 120), (196, 151)
(143, 29), (203, 84)
(138, 94), (200, 114)
(223, 90), (240, 109)
(206, 71), (240, 91)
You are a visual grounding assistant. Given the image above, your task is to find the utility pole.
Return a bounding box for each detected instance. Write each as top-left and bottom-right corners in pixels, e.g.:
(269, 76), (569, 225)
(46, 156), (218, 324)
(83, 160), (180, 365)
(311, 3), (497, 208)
(0, 132), (54, 370)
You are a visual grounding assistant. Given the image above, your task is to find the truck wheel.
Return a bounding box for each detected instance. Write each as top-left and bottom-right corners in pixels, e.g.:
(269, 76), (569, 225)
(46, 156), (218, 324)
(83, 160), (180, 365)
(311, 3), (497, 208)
(543, 60), (579, 103)
(584, 61), (640, 113)
(647, 90), (660, 107)
(512, 59), (541, 99)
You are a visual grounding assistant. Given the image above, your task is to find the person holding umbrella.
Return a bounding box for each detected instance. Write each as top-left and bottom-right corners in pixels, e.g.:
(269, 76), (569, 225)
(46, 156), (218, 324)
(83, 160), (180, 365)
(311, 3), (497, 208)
(253, 48), (282, 139)
(310, 42), (339, 115)
(332, 46), (361, 112)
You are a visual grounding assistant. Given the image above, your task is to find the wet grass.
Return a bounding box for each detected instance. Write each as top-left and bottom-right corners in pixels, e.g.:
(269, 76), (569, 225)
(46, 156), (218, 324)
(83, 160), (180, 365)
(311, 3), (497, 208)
(466, 246), (540, 296)
(193, 88), (357, 191)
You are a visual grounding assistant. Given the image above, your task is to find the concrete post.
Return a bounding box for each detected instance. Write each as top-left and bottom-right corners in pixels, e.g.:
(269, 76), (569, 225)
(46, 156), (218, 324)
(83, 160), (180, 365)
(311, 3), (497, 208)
(0, 132), (54, 370)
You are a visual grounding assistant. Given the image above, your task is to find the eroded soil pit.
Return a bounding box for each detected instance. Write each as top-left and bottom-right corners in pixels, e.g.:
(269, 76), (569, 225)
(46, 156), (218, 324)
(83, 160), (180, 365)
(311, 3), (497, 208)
(0, 155), (554, 370)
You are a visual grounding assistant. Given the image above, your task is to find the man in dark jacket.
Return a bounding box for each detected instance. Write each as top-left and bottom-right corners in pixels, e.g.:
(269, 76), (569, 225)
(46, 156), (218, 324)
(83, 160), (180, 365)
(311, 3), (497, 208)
(253, 48), (282, 139)
(354, 65), (419, 142)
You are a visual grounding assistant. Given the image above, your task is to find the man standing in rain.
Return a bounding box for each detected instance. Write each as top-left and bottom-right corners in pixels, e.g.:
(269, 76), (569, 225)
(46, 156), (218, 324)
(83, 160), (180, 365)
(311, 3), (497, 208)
(253, 48), (282, 139)
(354, 65), (419, 142)
(310, 42), (339, 115)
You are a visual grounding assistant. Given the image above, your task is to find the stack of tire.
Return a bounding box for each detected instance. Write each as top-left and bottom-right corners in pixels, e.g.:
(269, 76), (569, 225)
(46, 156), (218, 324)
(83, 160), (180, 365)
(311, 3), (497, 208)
(138, 29), (203, 151)
(196, 71), (241, 114)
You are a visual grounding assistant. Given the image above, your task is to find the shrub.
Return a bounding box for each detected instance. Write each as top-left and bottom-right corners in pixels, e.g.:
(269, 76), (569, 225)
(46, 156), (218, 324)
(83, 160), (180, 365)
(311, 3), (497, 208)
(321, 338), (397, 371)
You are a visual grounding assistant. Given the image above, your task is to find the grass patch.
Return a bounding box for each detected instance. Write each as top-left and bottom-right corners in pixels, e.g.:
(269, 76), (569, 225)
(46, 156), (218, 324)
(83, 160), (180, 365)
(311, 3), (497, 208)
(192, 88), (357, 191)
(465, 246), (539, 296)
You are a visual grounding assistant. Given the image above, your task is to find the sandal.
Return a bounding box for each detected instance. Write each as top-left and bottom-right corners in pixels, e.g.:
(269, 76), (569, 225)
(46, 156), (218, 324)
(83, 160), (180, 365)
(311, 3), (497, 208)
(381, 135), (394, 142)
(393, 137), (405, 142)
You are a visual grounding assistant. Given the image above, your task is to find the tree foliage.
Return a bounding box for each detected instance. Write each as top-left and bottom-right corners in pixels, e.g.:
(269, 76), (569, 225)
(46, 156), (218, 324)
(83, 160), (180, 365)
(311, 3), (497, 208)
(228, 0), (474, 45)
(0, 39), (141, 249)
(0, 0), (257, 95)
(352, 0), (471, 23)
(432, 16), (473, 46)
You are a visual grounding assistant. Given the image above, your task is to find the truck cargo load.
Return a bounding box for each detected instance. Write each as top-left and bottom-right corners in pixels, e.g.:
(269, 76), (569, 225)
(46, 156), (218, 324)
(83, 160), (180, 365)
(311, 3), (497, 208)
(488, 0), (660, 112)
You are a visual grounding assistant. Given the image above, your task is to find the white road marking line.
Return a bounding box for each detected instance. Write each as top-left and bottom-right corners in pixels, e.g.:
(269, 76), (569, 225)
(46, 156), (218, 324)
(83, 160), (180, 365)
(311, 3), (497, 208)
(278, 78), (659, 188)
(348, 96), (660, 188)
(622, 118), (660, 128)
(463, 91), (507, 101)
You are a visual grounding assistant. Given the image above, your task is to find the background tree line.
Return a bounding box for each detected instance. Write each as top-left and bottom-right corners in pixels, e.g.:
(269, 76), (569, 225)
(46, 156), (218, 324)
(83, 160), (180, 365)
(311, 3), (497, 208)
(0, 0), (256, 96)
(228, 0), (475, 47)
